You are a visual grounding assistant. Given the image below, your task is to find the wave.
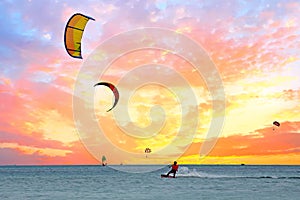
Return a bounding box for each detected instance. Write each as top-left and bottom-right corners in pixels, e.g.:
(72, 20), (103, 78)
(175, 166), (300, 179)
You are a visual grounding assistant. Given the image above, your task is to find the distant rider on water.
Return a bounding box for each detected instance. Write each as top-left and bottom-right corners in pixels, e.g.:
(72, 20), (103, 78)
(167, 161), (179, 178)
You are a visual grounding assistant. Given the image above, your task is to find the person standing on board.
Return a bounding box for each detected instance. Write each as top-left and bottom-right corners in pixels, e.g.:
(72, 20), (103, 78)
(167, 161), (179, 178)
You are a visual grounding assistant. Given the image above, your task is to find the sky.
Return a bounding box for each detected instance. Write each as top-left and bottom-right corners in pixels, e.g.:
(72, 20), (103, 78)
(0, 0), (299, 165)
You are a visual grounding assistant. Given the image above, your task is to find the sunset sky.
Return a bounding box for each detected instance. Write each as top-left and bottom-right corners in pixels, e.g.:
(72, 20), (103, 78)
(0, 0), (299, 165)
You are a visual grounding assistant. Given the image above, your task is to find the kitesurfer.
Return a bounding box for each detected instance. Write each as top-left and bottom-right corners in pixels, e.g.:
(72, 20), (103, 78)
(167, 161), (179, 178)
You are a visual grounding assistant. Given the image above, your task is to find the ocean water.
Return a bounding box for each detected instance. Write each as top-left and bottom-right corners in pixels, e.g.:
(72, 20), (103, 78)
(0, 165), (299, 200)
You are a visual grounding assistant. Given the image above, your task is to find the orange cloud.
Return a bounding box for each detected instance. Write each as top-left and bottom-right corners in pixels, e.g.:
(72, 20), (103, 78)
(181, 121), (300, 164)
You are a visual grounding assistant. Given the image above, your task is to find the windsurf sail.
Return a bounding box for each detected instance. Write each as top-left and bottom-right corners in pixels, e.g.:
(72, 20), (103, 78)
(102, 155), (107, 166)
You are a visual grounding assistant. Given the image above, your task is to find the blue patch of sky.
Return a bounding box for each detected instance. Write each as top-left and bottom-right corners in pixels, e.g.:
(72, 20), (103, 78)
(0, 65), (21, 80)
(30, 71), (55, 84)
(0, 10), (33, 79)
(10, 12), (37, 38)
(0, 46), (13, 59)
(155, 0), (205, 9)
(0, 3), (56, 80)
(0, 10), (37, 44)
(222, 0), (298, 42)
(234, 0), (256, 18)
(155, 1), (167, 10)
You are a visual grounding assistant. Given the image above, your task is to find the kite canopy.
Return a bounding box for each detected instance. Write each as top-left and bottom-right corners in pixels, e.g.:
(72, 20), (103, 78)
(94, 82), (119, 112)
(273, 121), (280, 127)
(145, 148), (151, 153)
(145, 147), (151, 158)
(64, 13), (95, 59)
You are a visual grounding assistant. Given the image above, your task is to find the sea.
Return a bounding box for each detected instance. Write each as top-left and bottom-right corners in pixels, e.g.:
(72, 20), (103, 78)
(0, 165), (299, 200)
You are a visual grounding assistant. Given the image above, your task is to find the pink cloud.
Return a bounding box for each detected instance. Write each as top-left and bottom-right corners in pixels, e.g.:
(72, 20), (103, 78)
(0, 140), (98, 165)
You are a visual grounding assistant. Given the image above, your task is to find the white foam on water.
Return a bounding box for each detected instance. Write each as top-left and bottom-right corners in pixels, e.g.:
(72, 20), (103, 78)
(176, 166), (289, 179)
(176, 166), (232, 178)
(176, 166), (207, 178)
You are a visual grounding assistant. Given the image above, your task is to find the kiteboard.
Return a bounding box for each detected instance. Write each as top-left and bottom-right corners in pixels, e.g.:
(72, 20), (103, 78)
(161, 174), (176, 178)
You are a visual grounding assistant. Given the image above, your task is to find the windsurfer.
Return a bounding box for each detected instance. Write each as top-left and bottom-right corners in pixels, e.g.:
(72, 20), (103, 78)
(102, 155), (107, 166)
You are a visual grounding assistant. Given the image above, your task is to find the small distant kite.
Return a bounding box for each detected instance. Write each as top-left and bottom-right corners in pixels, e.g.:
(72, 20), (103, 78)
(145, 148), (151, 153)
(273, 121), (280, 127)
(94, 82), (119, 112)
(64, 13), (95, 59)
(273, 121), (280, 131)
(145, 147), (151, 158)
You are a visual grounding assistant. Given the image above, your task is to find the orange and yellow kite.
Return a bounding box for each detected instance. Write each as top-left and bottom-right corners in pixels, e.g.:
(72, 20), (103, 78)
(64, 13), (95, 59)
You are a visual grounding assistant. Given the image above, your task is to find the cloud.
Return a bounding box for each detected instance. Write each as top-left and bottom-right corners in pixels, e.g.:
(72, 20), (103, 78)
(0, 140), (98, 165)
(182, 121), (300, 158)
(0, 148), (45, 165)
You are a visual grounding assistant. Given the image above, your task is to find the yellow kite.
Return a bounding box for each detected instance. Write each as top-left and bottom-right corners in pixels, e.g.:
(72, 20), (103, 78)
(64, 13), (95, 59)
